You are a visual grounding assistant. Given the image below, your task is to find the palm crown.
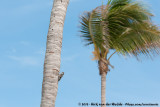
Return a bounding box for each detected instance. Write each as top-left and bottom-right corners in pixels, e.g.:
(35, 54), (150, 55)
(79, 0), (160, 62)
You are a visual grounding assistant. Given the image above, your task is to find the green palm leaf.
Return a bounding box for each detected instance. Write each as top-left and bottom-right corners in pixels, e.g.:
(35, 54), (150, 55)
(79, 0), (160, 60)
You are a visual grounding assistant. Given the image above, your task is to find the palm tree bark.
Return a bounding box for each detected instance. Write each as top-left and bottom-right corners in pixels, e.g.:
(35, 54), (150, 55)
(101, 72), (106, 107)
(40, 0), (69, 107)
(99, 59), (108, 107)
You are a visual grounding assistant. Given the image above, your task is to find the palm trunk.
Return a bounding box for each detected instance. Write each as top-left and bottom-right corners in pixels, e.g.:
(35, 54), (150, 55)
(99, 59), (108, 107)
(40, 0), (69, 107)
(101, 72), (106, 107)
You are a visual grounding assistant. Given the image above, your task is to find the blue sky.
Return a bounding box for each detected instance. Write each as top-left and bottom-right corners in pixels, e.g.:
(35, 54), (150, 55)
(0, 0), (160, 107)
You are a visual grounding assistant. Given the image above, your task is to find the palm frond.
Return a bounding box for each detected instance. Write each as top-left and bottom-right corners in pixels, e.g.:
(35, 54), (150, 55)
(79, 0), (160, 61)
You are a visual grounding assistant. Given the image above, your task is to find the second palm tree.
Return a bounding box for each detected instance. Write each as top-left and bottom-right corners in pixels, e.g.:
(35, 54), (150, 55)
(79, 0), (160, 107)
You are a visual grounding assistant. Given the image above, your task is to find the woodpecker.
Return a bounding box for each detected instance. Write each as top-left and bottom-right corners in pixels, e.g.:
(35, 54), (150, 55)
(58, 72), (64, 81)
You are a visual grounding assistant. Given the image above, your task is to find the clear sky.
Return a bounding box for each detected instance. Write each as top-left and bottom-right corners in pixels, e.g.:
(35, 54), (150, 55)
(0, 0), (160, 107)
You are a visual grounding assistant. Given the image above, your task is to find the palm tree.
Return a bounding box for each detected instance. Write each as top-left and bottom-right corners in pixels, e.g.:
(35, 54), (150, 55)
(79, 0), (160, 107)
(40, 0), (70, 107)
